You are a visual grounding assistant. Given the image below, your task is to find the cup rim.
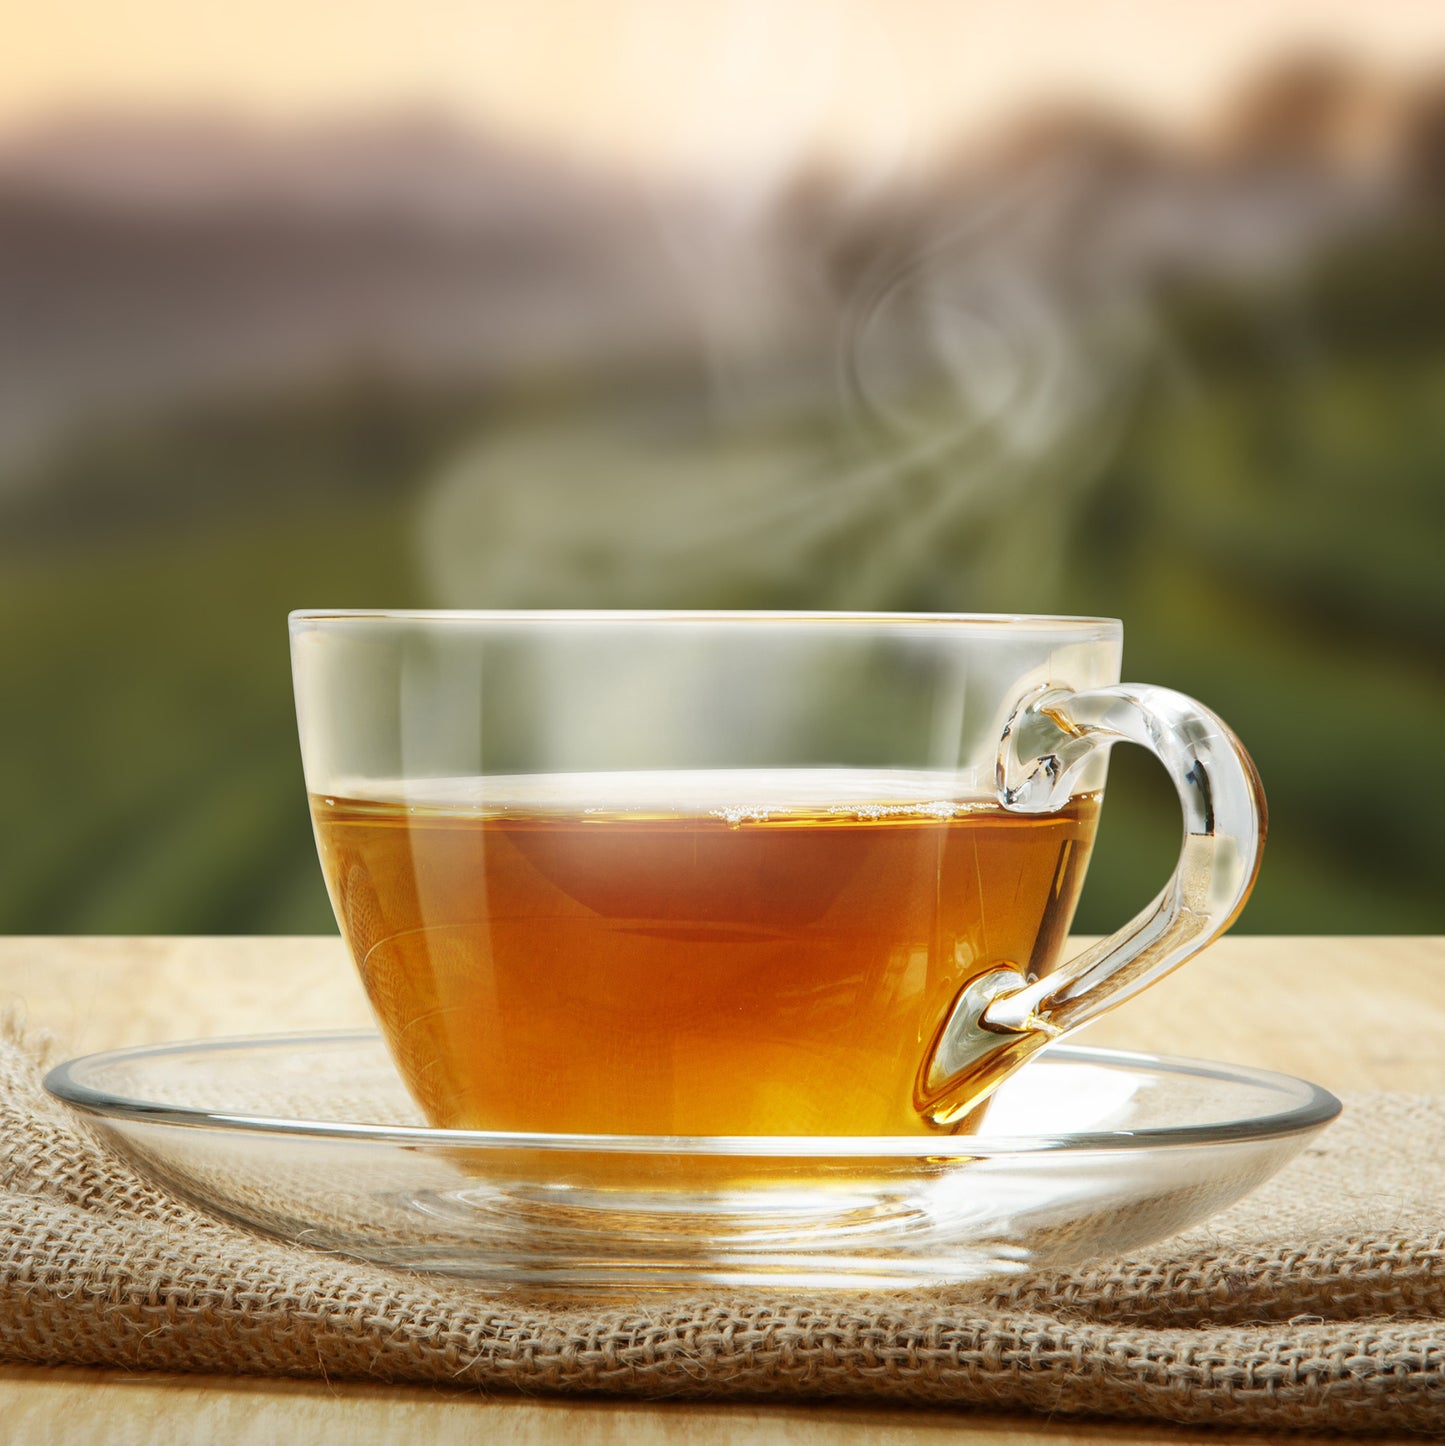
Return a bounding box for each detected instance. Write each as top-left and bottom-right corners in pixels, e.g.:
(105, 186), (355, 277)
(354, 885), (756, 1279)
(288, 609), (1123, 637)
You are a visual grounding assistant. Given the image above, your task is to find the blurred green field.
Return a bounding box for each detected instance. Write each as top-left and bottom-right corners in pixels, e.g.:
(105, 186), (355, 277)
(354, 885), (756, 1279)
(2, 227), (1442, 936)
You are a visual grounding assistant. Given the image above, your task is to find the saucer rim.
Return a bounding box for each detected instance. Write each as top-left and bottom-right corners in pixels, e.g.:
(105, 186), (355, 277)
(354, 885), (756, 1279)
(44, 1032), (1342, 1158)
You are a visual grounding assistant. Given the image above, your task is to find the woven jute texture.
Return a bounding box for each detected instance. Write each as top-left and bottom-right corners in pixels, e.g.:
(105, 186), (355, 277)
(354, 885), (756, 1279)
(2, 1022), (1442, 1435)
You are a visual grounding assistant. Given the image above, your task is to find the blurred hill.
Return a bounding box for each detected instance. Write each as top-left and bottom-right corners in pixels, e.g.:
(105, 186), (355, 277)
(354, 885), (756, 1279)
(1, 56), (1439, 488)
(0, 114), (708, 479)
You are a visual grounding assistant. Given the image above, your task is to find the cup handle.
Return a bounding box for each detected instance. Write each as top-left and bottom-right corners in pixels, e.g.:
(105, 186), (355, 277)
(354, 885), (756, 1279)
(919, 683), (1267, 1127)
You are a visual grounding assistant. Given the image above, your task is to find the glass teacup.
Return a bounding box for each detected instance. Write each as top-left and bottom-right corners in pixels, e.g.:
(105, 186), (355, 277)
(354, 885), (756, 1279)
(290, 611), (1264, 1137)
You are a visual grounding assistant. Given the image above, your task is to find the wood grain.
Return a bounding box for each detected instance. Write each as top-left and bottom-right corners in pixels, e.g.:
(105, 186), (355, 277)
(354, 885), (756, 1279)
(2, 934), (1441, 1443)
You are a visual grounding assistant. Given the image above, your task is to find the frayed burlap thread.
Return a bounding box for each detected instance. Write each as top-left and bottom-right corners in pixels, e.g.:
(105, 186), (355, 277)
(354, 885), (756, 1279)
(2, 1020), (1442, 1434)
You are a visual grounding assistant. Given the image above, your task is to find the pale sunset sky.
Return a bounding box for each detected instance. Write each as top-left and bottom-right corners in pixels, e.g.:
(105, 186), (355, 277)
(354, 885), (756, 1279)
(5, 0), (1443, 178)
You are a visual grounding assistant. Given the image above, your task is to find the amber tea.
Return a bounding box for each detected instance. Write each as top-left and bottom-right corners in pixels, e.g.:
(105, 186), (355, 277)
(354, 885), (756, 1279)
(313, 771), (1099, 1137)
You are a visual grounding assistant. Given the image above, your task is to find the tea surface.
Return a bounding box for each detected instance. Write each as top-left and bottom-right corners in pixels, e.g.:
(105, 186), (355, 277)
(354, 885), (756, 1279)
(312, 772), (1099, 1135)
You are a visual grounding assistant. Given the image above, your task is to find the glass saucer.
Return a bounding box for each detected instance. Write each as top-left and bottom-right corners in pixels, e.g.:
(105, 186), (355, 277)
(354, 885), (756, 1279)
(45, 1033), (1340, 1289)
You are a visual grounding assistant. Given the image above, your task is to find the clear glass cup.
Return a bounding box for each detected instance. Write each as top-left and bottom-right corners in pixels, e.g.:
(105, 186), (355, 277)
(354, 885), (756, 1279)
(289, 610), (1265, 1137)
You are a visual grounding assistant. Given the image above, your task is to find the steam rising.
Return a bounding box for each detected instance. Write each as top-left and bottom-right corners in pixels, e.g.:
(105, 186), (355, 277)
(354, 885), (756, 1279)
(416, 144), (1157, 612)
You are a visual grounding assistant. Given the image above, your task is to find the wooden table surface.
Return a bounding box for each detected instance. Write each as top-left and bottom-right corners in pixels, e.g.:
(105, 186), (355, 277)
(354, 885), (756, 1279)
(2, 935), (1442, 1444)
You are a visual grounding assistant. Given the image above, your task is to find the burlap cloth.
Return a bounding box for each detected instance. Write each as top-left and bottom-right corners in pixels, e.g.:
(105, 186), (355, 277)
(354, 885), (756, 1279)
(2, 1020), (1441, 1436)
